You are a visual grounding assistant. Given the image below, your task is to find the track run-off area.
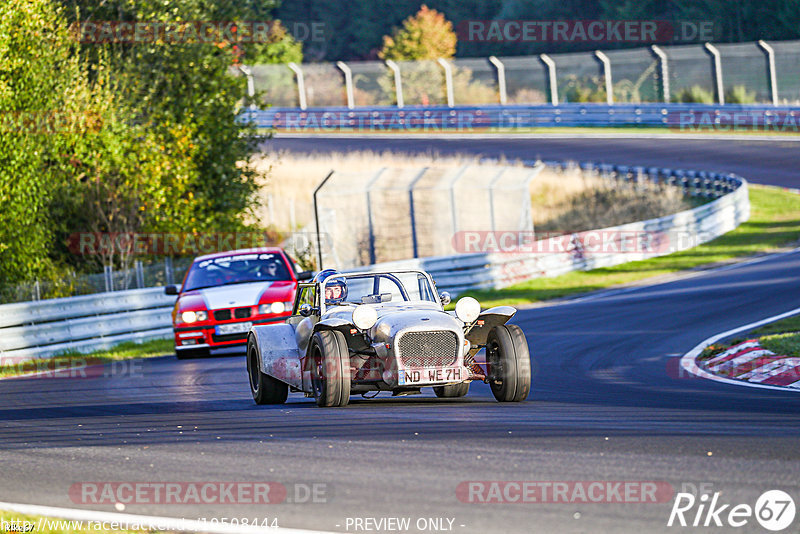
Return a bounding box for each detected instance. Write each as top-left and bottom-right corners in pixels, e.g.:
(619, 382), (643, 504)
(1, 134), (799, 533)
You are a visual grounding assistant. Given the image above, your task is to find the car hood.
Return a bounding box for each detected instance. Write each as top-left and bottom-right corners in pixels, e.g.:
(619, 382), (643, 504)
(184, 281), (294, 309)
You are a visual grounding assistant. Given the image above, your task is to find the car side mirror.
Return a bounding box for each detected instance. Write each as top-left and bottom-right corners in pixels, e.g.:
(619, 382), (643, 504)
(439, 292), (451, 306)
(297, 271), (314, 281)
(164, 284), (179, 296)
(299, 303), (314, 317)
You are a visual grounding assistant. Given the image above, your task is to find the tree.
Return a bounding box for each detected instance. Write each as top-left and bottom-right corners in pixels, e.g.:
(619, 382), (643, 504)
(379, 5), (457, 61)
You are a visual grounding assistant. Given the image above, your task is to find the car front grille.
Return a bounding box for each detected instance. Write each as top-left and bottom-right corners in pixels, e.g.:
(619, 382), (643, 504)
(213, 308), (252, 321)
(213, 309), (231, 321)
(397, 330), (458, 368)
(234, 307), (252, 319)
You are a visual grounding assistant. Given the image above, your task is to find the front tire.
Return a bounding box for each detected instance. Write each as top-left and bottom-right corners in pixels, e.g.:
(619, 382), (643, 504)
(486, 324), (531, 402)
(309, 330), (351, 407)
(247, 338), (288, 405)
(433, 382), (470, 398)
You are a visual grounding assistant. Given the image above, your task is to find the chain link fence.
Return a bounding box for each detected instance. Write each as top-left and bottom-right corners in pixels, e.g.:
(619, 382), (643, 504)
(246, 39), (800, 107)
(314, 164), (543, 270)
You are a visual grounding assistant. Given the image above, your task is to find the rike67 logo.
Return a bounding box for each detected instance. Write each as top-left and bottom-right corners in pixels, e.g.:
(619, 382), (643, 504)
(668, 490), (795, 530)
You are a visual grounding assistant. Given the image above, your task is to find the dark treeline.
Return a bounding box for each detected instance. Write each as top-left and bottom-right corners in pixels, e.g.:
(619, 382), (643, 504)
(277, 0), (800, 61)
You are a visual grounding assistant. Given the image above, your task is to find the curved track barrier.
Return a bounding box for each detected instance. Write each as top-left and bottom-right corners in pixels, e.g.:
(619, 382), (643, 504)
(242, 104), (800, 132)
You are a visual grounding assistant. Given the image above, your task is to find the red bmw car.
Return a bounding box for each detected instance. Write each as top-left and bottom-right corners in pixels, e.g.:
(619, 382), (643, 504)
(165, 248), (311, 358)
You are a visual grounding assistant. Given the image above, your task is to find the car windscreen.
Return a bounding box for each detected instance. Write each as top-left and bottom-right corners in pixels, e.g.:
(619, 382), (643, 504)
(331, 273), (437, 305)
(183, 253), (291, 291)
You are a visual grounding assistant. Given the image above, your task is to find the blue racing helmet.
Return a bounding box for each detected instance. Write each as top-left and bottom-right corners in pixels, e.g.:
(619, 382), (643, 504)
(314, 269), (348, 305)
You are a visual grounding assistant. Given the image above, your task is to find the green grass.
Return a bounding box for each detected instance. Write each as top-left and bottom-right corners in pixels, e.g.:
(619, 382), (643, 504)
(460, 185), (800, 308)
(699, 313), (800, 361)
(0, 338), (172, 379)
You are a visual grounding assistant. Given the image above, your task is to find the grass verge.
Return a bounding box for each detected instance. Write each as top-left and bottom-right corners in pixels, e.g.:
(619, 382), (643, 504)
(699, 313), (800, 361)
(461, 184), (800, 308)
(0, 338), (172, 379)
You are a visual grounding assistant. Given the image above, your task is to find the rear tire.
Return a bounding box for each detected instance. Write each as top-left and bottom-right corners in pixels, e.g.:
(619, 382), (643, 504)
(486, 324), (531, 402)
(433, 382), (470, 398)
(309, 330), (351, 407)
(247, 338), (288, 405)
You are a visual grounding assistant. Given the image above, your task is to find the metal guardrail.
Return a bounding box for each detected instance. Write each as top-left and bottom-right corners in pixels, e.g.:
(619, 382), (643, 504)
(242, 103), (800, 131)
(0, 161), (748, 363)
(0, 288), (176, 363)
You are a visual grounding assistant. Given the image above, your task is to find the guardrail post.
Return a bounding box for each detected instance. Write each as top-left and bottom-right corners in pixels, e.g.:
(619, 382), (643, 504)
(104, 265), (113, 292)
(540, 54), (558, 105)
(704, 43), (725, 105)
(447, 166), (469, 234)
(135, 260), (144, 289)
(385, 60), (404, 108)
(758, 40), (779, 106)
(364, 169), (386, 264)
(650, 45), (670, 103)
(408, 168), (429, 258)
(594, 51), (614, 105)
(287, 62), (308, 110)
(33, 280), (40, 301)
(238, 65), (256, 110)
(489, 56), (507, 105)
(488, 168), (507, 233)
(165, 257), (174, 285)
(336, 61), (355, 109)
(313, 170), (335, 270)
(437, 59), (455, 108)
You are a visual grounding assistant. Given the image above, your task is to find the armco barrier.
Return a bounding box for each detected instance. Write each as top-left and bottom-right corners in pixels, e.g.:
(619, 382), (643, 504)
(242, 103), (800, 131)
(0, 160), (748, 363)
(0, 288), (176, 363)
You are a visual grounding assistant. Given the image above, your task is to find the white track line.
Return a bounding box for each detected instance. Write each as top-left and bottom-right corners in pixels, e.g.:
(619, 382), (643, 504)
(0, 501), (335, 534)
(680, 307), (800, 393)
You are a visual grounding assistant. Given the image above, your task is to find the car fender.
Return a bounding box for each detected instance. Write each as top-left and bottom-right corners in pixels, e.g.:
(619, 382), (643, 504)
(465, 306), (517, 345)
(249, 324), (303, 389)
(314, 317), (352, 333)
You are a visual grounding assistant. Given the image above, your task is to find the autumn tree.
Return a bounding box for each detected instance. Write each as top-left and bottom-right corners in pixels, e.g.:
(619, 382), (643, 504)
(379, 5), (456, 61)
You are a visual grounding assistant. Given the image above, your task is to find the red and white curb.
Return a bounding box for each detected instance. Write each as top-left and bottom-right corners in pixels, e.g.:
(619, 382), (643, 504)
(680, 307), (800, 392)
(701, 340), (800, 388)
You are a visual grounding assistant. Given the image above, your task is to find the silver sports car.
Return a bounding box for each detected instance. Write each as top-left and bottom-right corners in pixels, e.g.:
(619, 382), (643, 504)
(246, 269), (531, 407)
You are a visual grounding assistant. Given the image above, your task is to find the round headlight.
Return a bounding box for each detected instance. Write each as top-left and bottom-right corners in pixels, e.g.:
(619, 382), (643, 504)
(270, 301), (285, 314)
(455, 297), (481, 323)
(352, 305), (378, 331)
(181, 311), (197, 323)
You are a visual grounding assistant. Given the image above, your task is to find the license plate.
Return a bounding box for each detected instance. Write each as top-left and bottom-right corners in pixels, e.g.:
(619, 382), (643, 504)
(215, 321), (253, 335)
(398, 366), (464, 386)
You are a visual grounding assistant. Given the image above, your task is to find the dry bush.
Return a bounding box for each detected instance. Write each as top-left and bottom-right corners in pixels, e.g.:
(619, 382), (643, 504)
(533, 168), (691, 233)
